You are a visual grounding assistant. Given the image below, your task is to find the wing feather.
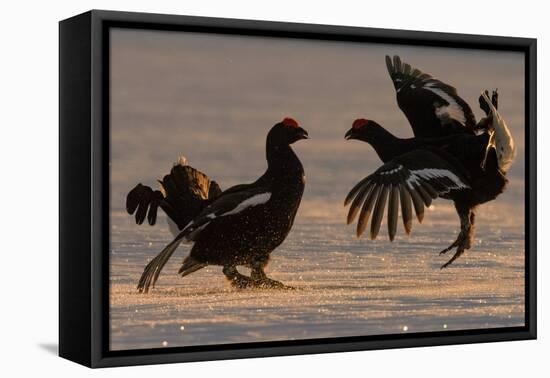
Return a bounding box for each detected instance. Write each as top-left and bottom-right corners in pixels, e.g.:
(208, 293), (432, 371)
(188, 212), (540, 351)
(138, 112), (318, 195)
(408, 185), (425, 223)
(385, 55), (394, 74)
(347, 182), (374, 224)
(347, 181), (374, 225)
(357, 185), (381, 237)
(385, 55), (476, 137)
(345, 149), (470, 240)
(393, 55), (402, 73)
(415, 183), (433, 207)
(388, 184), (400, 241)
(370, 185), (389, 240)
(420, 180), (439, 199)
(344, 176), (370, 206)
(399, 184), (413, 234)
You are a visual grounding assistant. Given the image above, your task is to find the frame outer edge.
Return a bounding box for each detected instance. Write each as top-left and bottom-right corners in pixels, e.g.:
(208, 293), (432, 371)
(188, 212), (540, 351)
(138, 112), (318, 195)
(528, 38), (537, 339)
(74, 9), (537, 368)
(59, 11), (93, 367)
(90, 10), (107, 368)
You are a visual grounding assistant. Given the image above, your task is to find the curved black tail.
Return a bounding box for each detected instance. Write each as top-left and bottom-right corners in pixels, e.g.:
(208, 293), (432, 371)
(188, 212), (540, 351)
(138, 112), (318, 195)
(126, 157), (222, 229)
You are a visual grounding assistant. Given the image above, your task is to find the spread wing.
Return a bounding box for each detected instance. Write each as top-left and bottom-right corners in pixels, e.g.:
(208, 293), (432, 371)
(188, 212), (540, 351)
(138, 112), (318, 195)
(345, 150), (470, 241)
(386, 55), (477, 138)
(137, 185), (271, 293)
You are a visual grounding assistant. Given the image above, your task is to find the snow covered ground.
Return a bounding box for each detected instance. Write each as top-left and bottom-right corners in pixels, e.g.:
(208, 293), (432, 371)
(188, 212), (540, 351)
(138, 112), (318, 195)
(110, 195), (524, 350)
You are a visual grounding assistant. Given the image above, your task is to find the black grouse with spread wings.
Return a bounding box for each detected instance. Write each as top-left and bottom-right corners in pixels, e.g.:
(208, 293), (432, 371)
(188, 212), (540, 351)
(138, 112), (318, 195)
(127, 118), (308, 292)
(344, 56), (514, 268)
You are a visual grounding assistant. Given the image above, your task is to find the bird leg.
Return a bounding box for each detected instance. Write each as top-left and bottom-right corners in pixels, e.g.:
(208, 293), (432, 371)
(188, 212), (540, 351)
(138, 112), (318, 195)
(440, 209), (475, 268)
(222, 266), (255, 289)
(250, 260), (294, 290)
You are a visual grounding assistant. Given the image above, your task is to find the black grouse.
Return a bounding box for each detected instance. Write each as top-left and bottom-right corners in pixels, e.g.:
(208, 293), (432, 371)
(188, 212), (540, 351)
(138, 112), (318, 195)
(344, 55), (515, 268)
(127, 118), (308, 292)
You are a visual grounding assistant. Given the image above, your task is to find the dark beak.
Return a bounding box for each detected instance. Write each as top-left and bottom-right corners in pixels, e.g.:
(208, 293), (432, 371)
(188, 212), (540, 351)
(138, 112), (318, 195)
(344, 128), (355, 140)
(298, 127), (309, 140)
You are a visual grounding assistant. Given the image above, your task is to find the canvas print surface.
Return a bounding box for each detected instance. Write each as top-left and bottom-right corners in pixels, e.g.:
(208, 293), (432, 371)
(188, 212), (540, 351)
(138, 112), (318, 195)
(109, 28), (525, 351)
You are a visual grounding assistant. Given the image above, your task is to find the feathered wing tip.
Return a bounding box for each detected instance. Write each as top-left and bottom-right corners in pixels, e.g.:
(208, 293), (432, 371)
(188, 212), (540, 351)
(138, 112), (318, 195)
(385, 55), (394, 75)
(370, 185), (389, 240)
(345, 180), (430, 241)
(126, 183), (164, 225)
(385, 55), (424, 80)
(393, 55), (402, 73)
(387, 185), (399, 241)
(480, 91), (516, 174)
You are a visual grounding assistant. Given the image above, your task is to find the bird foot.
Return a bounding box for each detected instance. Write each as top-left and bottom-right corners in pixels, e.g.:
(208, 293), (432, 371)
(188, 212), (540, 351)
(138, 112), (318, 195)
(439, 231), (471, 256)
(440, 247), (465, 269)
(439, 231), (471, 268)
(439, 239), (459, 255)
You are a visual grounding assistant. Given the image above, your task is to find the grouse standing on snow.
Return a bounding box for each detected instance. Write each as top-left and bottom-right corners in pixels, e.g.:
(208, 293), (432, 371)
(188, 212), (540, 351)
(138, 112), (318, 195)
(127, 118), (308, 292)
(344, 55), (516, 268)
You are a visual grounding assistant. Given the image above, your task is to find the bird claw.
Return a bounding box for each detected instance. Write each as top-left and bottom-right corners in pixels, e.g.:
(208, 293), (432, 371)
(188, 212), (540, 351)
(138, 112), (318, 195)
(439, 242), (457, 255)
(439, 231), (469, 267)
(440, 247), (465, 269)
(439, 235), (461, 255)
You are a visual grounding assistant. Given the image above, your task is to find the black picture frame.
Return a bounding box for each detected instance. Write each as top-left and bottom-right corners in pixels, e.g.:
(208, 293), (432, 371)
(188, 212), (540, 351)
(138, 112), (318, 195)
(59, 9), (537, 368)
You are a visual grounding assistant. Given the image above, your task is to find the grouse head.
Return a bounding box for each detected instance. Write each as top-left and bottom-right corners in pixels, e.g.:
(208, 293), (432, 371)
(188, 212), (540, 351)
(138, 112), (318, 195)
(345, 118), (384, 142)
(267, 117), (309, 146)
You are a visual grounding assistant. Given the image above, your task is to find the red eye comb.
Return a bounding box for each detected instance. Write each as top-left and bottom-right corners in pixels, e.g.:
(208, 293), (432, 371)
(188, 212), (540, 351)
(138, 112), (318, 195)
(282, 117), (299, 128)
(352, 118), (369, 129)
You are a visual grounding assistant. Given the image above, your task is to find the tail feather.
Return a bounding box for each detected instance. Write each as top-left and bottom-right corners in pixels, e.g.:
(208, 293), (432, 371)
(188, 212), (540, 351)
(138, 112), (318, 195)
(480, 91), (516, 173)
(137, 237), (183, 293)
(135, 156), (222, 293)
(479, 89), (498, 116)
(126, 156), (221, 229)
(159, 157), (222, 229)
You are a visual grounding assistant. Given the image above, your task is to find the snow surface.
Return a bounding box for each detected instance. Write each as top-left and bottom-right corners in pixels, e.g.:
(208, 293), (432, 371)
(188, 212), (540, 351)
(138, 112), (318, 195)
(110, 196), (524, 351)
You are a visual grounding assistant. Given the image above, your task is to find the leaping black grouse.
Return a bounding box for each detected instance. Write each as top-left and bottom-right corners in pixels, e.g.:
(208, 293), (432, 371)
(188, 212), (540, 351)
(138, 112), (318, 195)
(127, 118), (308, 292)
(344, 55), (516, 268)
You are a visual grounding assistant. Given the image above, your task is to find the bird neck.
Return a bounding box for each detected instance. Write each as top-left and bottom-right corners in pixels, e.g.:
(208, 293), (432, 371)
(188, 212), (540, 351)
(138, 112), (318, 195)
(365, 127), (403, 163)
(265, 143), (304, 179)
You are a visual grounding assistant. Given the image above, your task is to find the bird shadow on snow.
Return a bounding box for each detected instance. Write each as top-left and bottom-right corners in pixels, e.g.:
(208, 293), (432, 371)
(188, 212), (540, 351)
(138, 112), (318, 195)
(38, 343), (58, 355)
